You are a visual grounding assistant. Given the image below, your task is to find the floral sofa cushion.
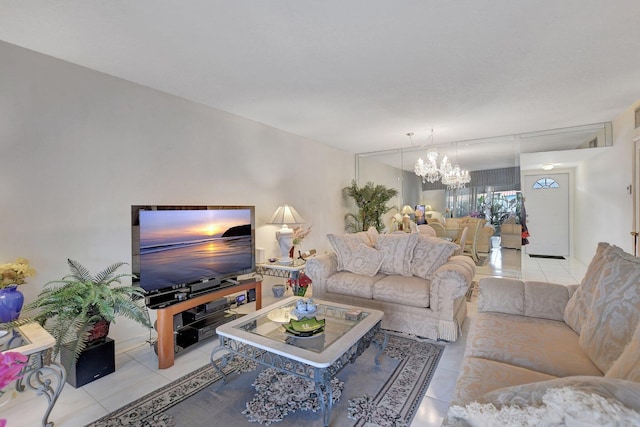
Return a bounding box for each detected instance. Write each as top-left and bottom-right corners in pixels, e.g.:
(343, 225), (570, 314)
(564, 242), (611, 334)
(374, 233), (418, 276)
(465, 312), (602, 378)
(327, 231), (377, 271)
(606, 320), (640, 382)
(326, 271), (384, 299)
(410, 235), (459, 280)
(373, 275), (430, 307)
(579, 245), (640, 372)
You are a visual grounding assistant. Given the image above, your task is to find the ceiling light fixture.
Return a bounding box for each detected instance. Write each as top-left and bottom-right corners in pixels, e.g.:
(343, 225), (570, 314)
(411, 130), (445, 184)
(440, 142), (471, 189)
(411, 131), (470, 189)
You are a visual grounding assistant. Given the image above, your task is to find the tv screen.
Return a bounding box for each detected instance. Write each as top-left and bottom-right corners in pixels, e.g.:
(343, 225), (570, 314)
(131, 206), (255, 299)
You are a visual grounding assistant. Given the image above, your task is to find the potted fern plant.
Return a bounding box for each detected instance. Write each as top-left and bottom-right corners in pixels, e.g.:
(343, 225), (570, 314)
(4, 259), (151, 367)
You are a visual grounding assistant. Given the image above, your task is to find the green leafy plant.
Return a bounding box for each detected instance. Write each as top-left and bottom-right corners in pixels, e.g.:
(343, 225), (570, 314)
(2, 259), (151, 365)
(344, 180), (399, 233)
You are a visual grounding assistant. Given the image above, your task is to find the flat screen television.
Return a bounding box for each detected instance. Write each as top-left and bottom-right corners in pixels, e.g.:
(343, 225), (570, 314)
(131, 205), (255, 308)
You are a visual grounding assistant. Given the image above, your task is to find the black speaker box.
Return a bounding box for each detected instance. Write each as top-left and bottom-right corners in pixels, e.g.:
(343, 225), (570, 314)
(247, 288), (256, 302)
(61, 338), (116, 388)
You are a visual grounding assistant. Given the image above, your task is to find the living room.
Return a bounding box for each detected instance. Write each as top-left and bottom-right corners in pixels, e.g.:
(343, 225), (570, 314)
(2, 2), (640, 426)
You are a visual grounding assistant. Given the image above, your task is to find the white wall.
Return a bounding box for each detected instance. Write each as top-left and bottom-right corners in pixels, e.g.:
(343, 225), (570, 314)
(0, 41), (354, 343)
(574, 100), (640, 263)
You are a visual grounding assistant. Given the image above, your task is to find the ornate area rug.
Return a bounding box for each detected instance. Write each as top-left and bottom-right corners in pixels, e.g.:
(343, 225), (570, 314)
(88, 332), (444, 427)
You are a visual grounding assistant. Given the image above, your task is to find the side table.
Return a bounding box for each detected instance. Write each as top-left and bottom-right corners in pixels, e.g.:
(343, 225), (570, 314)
(1, 322), (66, 427)
(255, 260), (308, 295)
(255, 260), (306, 278)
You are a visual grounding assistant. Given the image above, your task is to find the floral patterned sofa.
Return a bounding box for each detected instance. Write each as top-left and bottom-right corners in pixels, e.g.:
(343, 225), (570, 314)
(305, 229), (476, 341)
(445, 242), (640, 425)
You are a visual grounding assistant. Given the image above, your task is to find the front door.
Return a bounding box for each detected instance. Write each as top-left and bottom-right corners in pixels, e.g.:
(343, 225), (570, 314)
(522, 173), (570, 256)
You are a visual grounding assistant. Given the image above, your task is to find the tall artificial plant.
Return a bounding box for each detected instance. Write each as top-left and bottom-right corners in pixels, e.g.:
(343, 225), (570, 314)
(344, 180), (399, 233)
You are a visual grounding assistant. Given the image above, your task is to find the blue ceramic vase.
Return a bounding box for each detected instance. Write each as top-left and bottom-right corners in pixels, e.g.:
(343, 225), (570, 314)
(0, 285), (24, 322)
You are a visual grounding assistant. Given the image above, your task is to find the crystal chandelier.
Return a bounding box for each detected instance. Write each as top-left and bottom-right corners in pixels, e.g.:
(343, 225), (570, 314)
(411, 130), (442, 183)
(410, 131), (470, 189)
(440, 142), (471, 189)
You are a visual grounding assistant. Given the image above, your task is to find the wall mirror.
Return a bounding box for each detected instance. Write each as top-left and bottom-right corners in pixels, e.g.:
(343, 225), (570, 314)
(355, 122), (612, 222)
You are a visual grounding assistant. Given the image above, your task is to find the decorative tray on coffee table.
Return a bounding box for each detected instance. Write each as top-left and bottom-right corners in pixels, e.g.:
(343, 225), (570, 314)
(283, 317), (325, 337)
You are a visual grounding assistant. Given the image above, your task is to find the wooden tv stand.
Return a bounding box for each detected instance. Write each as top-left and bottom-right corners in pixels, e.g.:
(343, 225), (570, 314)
(155, 279), (262, 369)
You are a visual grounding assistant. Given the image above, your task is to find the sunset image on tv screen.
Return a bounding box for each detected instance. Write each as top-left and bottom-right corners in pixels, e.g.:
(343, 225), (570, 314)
(139, 208), (252, 288)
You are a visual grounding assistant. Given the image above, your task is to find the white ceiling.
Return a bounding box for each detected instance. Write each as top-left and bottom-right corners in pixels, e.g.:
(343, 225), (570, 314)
(2, 1), (640, 158)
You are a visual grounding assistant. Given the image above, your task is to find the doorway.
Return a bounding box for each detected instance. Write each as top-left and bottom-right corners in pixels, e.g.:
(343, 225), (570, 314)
(522, 173), (570, 256)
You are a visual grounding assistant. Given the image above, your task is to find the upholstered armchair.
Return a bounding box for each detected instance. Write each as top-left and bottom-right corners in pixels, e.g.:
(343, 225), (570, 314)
(501, 219), (522, 249)
(475, 223), (496, 253)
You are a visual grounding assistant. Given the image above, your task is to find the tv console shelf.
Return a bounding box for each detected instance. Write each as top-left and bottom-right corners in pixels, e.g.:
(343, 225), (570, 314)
(155, 279), (262, 369)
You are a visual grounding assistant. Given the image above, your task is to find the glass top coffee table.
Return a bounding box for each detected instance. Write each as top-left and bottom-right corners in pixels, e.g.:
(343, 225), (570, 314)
(210, 296), (387, 426)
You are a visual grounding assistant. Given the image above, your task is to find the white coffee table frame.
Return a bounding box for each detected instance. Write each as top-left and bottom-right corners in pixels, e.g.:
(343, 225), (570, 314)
(210, 296), (387, 427)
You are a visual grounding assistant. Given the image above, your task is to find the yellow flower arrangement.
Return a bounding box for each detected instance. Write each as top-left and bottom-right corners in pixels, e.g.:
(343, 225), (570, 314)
(0, 258), (35, 288)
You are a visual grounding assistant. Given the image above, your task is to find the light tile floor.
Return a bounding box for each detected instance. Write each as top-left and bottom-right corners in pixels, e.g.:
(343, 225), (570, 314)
(1, 244), (586, 427)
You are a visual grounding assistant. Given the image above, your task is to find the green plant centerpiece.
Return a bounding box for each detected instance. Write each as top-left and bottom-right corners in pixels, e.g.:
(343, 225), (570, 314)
(344, 180), (399, 232)
(5, 259), (151, 365)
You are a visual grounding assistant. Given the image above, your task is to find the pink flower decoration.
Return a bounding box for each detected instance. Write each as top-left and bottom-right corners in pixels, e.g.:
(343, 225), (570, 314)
(0, 351), (28, 390)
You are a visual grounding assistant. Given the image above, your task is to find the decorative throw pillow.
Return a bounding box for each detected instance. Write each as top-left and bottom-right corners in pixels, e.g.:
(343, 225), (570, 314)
(341, 243), (384, 277)
(327, 233), (375, 271)
(375, 233), (419, 276)
(410, 235), (458, 280)
(606, 320), (640, 382)
(365, 226), (379, 246)
(579, 245), (640, 373)
(564, 242), (611, 334)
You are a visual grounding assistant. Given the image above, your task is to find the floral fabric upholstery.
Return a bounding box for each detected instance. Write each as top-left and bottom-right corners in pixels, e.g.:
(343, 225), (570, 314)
(466, 312), (602, 378)
(446, 244), (640, 427)
(451, 356), (556, 407)
(410, 235), (459, 280)
(326, 233), (375, 271)
(341, 243), (384, 276)
(375, 233), (418, 276)
(579, 245), (640, 373)
(478, 278), (526, 315)
(326, 271), (383, 299)
(373, 275), (430, 307)
(479, 278), (574, 321)
(523, 281), (574, 321)
(563, 242), (611, 334)
(606, 321), (640, 382)
(305, 237), (475, 341)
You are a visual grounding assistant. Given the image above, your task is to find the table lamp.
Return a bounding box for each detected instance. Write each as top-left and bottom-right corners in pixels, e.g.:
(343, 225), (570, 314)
(268, 204), (305, 264)
(401, 205), (414, 231)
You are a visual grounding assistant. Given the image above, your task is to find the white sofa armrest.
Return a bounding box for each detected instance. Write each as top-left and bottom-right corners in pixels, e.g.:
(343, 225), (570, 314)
(430, 255), (476, 314)
(478, 277), (573, 321)
(304, 252), (338, 298)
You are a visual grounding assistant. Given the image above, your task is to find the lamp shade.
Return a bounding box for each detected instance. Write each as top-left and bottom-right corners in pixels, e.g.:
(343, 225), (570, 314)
(268, 204), (305, 225)
(401, 205), (415, 215)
